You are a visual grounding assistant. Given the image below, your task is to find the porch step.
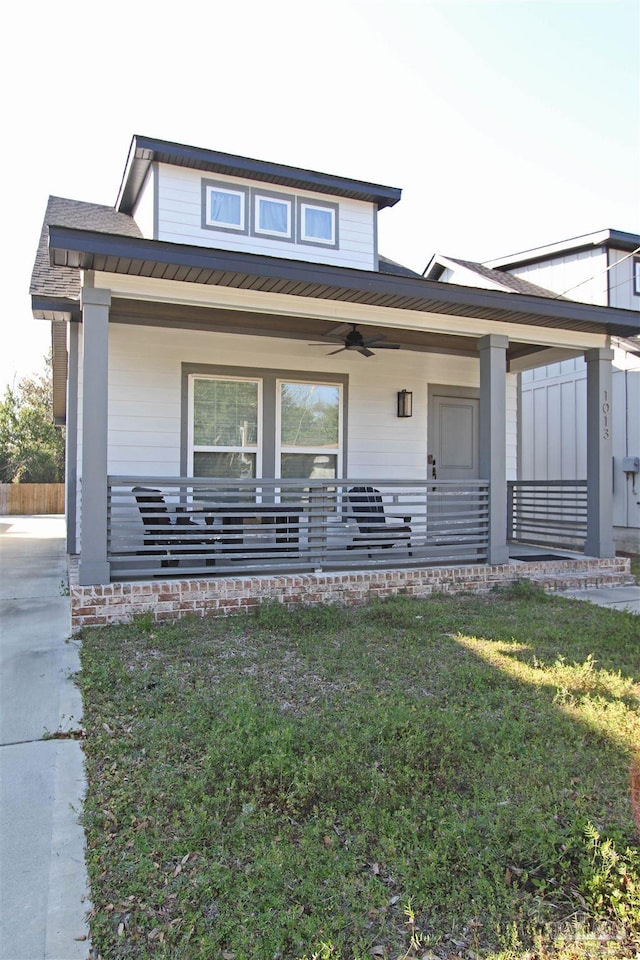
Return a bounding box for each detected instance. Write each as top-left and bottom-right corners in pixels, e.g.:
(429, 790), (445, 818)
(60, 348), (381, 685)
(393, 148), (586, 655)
(526, 569), (636, 593)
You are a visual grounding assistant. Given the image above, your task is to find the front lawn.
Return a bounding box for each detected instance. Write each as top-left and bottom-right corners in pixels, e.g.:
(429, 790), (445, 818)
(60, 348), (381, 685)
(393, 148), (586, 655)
(78, 586), (640, 959)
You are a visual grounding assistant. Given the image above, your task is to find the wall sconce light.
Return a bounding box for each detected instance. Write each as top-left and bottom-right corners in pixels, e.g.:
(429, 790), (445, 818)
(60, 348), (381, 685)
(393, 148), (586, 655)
(397, 389), (413, 418)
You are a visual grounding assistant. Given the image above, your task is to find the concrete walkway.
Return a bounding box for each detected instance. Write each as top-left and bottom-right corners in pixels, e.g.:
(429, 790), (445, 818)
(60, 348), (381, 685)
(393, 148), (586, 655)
(0, 516), (90, 960)
(556, 583), (640, 614)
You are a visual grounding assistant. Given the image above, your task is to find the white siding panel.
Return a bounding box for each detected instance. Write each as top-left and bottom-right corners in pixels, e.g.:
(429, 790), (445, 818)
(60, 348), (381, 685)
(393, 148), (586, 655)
(132, 167), (156, 239)
(508, 248), (608, 305)
(155, 164), (376, 271)
(608, 248), (640, 311)
(105, 324), (490, 483)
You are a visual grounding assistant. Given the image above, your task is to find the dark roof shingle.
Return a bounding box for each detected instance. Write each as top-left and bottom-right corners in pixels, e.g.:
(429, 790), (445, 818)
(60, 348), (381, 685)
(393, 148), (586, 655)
(30, 196), (142, 300)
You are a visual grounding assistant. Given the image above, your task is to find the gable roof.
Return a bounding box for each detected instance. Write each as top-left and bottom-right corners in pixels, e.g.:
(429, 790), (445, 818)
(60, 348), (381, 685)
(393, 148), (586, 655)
(423, 254), (560, 298)
(486, 229), (640, 270)
(116, 135), (402, 214)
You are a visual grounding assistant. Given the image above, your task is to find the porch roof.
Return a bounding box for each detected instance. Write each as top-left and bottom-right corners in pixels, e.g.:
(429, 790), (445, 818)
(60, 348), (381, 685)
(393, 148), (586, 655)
(35, 224), (640, 341)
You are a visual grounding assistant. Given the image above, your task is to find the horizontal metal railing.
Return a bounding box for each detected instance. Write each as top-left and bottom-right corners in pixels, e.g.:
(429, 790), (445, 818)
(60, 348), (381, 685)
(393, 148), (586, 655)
(107, 476), (490, 580)
(508, 480), (587, 548)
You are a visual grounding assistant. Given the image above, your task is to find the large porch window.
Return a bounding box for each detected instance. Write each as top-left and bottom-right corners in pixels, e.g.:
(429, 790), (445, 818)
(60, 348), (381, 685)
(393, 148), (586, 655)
(278, 381), (342, 479)
(190, 376), (261, 478)
(187, 371), (344, 480)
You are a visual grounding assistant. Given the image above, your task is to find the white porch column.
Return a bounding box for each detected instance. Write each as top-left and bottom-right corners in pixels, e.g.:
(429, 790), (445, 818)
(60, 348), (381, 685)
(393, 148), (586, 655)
(78, 286), (111, 586)
(584, 348), (615, 558)
(478, 334), (509, 565)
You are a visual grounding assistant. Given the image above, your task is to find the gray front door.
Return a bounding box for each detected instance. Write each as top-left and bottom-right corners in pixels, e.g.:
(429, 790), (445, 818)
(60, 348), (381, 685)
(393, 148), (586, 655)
(429, 391), (480, 481)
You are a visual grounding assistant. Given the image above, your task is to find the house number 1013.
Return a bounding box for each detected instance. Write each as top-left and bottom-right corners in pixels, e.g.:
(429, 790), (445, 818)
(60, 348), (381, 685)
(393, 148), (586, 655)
(602, 390), (610, 440)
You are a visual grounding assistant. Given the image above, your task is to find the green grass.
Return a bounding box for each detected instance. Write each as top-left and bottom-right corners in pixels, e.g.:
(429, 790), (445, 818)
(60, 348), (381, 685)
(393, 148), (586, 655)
(77, 587), (640, 959)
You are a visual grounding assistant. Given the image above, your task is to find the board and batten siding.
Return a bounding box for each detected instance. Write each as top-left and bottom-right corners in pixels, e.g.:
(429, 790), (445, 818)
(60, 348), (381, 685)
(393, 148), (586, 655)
(151, 163), (377, 271)
(608, 247), (640, 311)
(507, 247), (608, 305)
(102, 323), (517, 480)
(520, 360), (640, 549)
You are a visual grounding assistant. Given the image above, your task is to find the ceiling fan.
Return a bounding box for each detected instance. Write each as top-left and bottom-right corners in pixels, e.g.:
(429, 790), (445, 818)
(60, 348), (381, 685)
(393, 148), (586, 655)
(308, 323), (401, 358)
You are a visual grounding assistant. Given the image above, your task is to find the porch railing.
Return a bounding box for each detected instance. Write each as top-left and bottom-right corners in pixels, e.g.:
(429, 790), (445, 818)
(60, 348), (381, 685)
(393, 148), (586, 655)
(107, 476), (490, 580)
(507, 480), (587, 548)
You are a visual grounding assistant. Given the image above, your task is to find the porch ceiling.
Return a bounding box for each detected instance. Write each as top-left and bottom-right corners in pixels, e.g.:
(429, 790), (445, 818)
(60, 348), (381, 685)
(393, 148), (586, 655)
(110, 296), (549, 364)
(44, 226), (640, 343)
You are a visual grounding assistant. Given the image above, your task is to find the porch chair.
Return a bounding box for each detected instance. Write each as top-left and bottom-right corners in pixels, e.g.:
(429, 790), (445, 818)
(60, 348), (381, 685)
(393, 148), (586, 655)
(347, 486), (413, 558)
(132, 486), (218, 568)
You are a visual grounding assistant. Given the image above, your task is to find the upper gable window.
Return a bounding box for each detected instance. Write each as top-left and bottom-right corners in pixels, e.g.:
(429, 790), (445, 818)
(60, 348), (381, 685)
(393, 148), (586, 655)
(202, 179), (249, 234)
(298, 200), (339, 248)
(634, 258), (640, 296)
(253, 190), (293, 241)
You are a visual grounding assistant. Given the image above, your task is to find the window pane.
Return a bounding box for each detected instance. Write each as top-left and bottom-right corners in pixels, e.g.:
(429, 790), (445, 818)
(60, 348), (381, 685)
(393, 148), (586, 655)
(280, 383), (339, 448)
(304, 207), (333, 241)
(258, 198), (289, 234)
(194, 379), (258, 446)
(210, 190), (242, 227)
(281, 453), (337, 479)
(193, 451), (256, 479)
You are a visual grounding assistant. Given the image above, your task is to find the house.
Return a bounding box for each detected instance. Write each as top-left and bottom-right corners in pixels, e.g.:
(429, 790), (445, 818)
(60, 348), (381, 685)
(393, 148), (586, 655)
(30, 137), (640, 629)
(424, 229), (640, 553)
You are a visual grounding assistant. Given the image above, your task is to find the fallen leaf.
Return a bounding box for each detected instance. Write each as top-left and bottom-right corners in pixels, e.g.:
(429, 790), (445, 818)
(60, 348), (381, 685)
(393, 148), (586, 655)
(173, 864), (182, 877)
(117, 922), (125, 936)
(371, 862), (380, 875)
(323, 835), (333, 847)
(371, 948), (386, 957)
(73, 935), (87, 941)
(505, 867), (512, 886)
(181, 853), (190, 865)
(388, 895), (401, 906)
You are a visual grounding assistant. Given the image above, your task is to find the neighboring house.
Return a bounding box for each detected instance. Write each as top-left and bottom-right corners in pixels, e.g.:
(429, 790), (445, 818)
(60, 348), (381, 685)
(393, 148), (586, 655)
(30, 138), (640, 627)
(424, 230), (640, 553)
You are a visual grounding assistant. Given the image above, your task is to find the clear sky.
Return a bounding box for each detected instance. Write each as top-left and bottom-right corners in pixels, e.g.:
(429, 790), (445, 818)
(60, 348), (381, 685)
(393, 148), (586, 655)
(1, 0), (638, 391)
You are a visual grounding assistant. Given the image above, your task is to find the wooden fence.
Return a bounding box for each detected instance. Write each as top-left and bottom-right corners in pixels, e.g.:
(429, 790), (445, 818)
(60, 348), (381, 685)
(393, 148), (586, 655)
(0, 483), (65, 515)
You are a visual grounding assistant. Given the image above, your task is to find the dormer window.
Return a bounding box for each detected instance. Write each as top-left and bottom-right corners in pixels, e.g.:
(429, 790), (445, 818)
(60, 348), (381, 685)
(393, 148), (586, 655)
(298, 199), (339, 248)
(253, 191), (293, 241)
(202, 180), (249, 234)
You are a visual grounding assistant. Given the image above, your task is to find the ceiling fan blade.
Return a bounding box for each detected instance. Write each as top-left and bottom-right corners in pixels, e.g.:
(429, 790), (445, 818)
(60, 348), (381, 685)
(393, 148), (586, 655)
(324, 322), (353, 338)
(372, 343), (401, 350)
(359, 347), (375, 357)
(327, 347), (348, 355)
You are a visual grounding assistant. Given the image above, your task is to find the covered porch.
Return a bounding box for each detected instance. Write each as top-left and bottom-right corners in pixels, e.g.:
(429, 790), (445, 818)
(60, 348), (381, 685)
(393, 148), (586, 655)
(39, 233), (640, 629)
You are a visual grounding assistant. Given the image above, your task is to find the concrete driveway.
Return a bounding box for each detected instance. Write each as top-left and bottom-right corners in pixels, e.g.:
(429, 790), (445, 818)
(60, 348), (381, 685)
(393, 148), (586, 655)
(0, 516), (90, 959)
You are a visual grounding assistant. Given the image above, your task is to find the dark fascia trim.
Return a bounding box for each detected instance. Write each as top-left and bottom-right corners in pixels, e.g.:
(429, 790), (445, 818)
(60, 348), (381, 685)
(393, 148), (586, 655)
(31, 295), (79, 322)
(488, 228), (640, 270)
(45, 225), (640, 337)
(116, 135), (402, 214)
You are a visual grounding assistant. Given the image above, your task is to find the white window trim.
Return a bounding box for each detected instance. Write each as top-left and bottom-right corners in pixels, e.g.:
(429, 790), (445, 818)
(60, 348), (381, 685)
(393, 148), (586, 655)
(275, 379), (343, 479)
(298, 200), (338, 247)
(202, 180), (248, 233)
(188, 374), (263, 477)
(634, 258), (640, 296)
(252, 190), (294, 241)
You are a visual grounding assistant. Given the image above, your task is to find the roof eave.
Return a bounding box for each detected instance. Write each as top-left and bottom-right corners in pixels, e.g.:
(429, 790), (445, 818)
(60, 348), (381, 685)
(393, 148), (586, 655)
(488, 228), (640, 270)
(45, 226), (640, 338)
(116, 135), (403, 214)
